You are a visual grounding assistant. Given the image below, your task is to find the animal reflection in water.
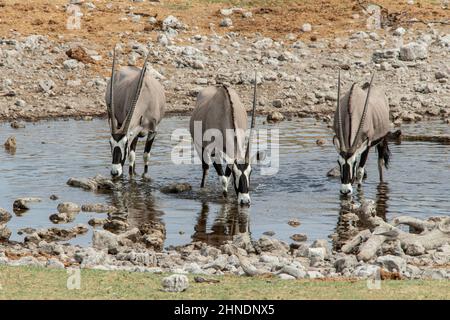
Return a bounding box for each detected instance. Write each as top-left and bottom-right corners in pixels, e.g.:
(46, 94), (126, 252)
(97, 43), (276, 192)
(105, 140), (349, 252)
(192, 202), (250, 246)
(332, 182), (390, 251)
(107, 181), (165, 227)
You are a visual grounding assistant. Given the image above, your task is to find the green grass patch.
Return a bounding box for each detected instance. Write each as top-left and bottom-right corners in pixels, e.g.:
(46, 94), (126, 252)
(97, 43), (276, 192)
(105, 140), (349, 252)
(0, 265), (448, 299)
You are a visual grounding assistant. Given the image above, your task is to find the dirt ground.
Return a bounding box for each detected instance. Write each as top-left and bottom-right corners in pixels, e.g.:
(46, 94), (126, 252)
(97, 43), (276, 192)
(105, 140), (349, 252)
(0, 1), (448, 122)
(1, 0), (448, 70)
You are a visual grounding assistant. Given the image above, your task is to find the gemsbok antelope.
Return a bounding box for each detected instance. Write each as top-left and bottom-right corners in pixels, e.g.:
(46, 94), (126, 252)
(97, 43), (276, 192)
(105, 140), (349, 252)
(189, 76), (259, 205)
(105, 47), (166, 178)
(333, 72), (391, 195)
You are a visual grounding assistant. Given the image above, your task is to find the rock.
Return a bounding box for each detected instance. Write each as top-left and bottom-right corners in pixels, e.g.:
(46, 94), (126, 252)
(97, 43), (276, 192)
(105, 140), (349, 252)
(306, 270), (324, 279)
(316, 138), (326, 146)
(422, 269), (446, 280)
(46, 258), (65, 269)
(257, 236), (289, 253)
(220, 18), (233, 27)
(220, 8), (233, 16)
(405, 242), (425, 256)
(354, 264), (380, 278)
(81, 203), (117, 213)
(66, 46), (96, 64)
(92, 230), (119, 251)
(280, 265), (306, 279)
(0, 208), (12, 224)
(162, 15), (185, 30)
(15, 99), (26, 107)
(259, 255), (280, 266)
(393, 27), (406, 36)
(272, 99), (282, 108)
(399, 42), (428, 61)
(326, 166), (340, 177)
(278, 273), (296, 280)
(49, 212), (76, 224)
(239, 257), (262, 276)
(287, 219), (301, 227)
(162, 274), (189, 292)
(253, 38), (273, 50)
(266, 111), (284, 123)
(10, 121), (25, 129)
(57, 202), (80, 213)
(10, 256), (44, 268)
(161, 183), (192, 194)
(311, 239), (331, 258)
(27, 225), (88, 242)
(63, 59), (82, 70)
(67, 175), (115, 191)
(74, 247), (108, 267)
(435, 71), (448, 80)
(103, 219), (129, 234)
(301, 23), (312, 32)
(88, 218), (107, 226)
(376, 255), (406, 273)
(334, 255), (358, 272)
(309, 247), (326, 261)
(290, 234), (307, 242)
(13, 197), (41, 211)
(4, 136), (17, 151)
(0, 225), (11, 241)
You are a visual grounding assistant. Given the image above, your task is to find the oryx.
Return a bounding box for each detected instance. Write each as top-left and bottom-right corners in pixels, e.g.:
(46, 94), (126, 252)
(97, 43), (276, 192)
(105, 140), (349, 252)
(333, 72), (391, 195)
(105, 47), (165, 178)
(189, 77), (259, 205)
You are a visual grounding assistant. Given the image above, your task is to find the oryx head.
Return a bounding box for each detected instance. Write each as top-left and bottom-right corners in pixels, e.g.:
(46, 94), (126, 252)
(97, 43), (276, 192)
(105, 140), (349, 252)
(107, 46), (149, 177)
(333, 71), (375, 195)
(232, 72), (258, 206)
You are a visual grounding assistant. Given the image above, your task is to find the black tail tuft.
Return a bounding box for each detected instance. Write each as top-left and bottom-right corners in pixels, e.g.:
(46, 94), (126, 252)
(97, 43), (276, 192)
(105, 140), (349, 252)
(384, 141), (391, 169)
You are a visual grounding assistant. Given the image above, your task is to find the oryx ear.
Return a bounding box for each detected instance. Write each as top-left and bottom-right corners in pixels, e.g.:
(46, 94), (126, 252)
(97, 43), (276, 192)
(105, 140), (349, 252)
(332, 135), (341, 153)
(250, 151), (266, 165)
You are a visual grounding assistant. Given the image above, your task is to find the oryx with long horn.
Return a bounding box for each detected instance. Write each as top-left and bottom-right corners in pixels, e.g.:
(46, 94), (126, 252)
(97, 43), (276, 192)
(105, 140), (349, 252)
(189, 74), (261, 205)
(333, 71), (391, 195)
(105, 46), (166, 178)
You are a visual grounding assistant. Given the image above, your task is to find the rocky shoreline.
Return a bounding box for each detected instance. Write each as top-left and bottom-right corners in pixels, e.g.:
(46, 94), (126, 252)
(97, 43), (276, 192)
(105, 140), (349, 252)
(1, 198), (449, 282)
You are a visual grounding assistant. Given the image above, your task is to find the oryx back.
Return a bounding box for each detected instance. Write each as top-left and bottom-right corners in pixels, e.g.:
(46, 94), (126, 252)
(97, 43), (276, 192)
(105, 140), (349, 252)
(105, 66), (166, 135)
(190, 86), (248, 162)
(334, 83), (390, 149)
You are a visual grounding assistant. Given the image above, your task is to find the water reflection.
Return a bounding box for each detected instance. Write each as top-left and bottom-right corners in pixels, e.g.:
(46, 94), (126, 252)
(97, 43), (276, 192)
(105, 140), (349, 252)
(333, 182), (390, 251)
(108, 180), (165, 227)
(192, 201), (250, 246)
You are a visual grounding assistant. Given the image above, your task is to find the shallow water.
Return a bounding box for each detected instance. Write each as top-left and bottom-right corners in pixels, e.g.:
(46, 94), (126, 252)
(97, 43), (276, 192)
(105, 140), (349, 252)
(0, 117), (449, 248)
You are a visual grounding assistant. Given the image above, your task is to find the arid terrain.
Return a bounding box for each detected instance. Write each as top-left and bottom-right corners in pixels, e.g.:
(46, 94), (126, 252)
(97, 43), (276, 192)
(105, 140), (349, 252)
(0, 0), (448, 123)
(0, 1), (449, 290)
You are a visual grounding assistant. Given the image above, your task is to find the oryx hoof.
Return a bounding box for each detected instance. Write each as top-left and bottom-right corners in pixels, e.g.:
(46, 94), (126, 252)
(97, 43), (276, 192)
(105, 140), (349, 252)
(142, 173), (151, 181)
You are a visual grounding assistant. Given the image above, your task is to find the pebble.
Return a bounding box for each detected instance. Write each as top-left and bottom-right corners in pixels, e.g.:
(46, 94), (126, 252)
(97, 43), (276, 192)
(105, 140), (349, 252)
(162, 274), (189, 292)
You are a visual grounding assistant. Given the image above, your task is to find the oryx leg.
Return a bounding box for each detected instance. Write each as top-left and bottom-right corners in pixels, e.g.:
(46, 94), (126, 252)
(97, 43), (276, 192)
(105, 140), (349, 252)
(200, 147), (209, 188)
(356, 147), (370, 185)
(143, 131), (156, 177)
(376, 136), (391, 182)
(128, 136), (139, 176)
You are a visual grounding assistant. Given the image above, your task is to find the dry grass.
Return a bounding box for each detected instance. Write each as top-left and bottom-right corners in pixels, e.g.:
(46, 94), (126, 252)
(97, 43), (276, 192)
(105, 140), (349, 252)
(0, 265), (449, 299)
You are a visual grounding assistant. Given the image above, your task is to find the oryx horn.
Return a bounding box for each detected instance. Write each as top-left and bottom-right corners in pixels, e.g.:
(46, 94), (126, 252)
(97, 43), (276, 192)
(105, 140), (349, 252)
(122, 53), (151, 133)
(336, 69), (346, 152)
(245, 71), (257, 163)
(109, 45), (117, 134)
(351, 72), (375, 152)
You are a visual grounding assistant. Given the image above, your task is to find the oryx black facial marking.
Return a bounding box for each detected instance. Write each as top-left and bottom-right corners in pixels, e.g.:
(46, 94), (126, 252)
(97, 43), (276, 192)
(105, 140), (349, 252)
(110, 134), (128, 177)
(232, 162), (252, 205)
